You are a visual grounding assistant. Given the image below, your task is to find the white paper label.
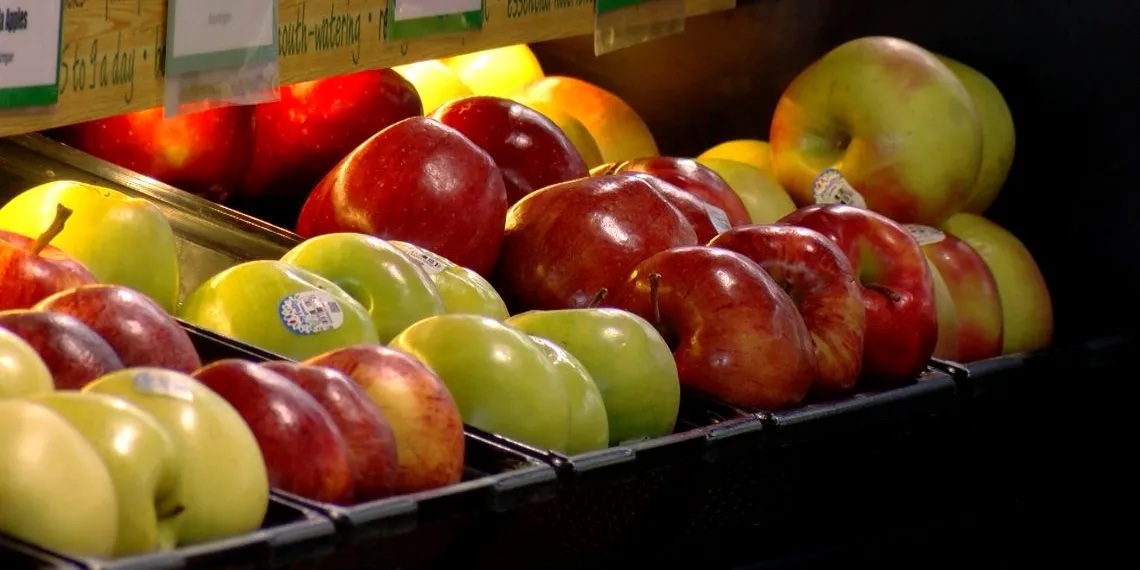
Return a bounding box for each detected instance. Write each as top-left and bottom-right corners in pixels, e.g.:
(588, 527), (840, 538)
(0, 2), (62, 90)
(403, 248), (448, 276)
(904, 224), (947, 246)
(168, 0), (275, 59)
(278, 291), (346, 335)
(705, 203), (732, 234)
(132, 371), (195, 402)
(164, 60), (279, 116)
(811, 168), (867, 209)
(395, 0), (482, 21)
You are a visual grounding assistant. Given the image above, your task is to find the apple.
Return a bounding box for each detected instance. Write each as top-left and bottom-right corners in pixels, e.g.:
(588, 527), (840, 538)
(505, 307), (680, 445)
(0, 204), (97, 311)
(54, 105), (253, 203)
(914, 226), (1004, 363)
(238, 69), (423, 226)
(279, 233), (445, 343)
(926, 256), (959, 361)
(940, 213), (1052, 355)
(296, 116), (508, 277)
(709, 224), (866, 395)
(769, 36), (983, 225)
(495, 174), (699, 312)
(608, 246), (817, 409)
(937, 55), (1016, 215)
(177, 260), (378, 362)
(514, 76), (658, 164)
(305, 344), (465, 495)
(528, 336), (610, 455)
(191, 359), (356, 505)
(443, 44), (545, 100)
(510, 95), (605, 169)
(780, 204), (938, 382)
(698, 139), (773, 172)
(603, 157), (752, 227)
(27, 391), (183, 556)
(0, 181), (181, 313)
(389, 315), (571, 451)
(0, 327), (55, 397)
(696, 158), (797, 224)
(260, 361), (399, 502)
(393, 59), (473, 114)
(0, 310), (124, 390)
(606, 171), (730, 243)
(431, 95), (589, 206)
(389, 240), (510, 321)
(0, 399), (118, 558)
(35, 284), (201, 373)
(84, 367), (269, 546)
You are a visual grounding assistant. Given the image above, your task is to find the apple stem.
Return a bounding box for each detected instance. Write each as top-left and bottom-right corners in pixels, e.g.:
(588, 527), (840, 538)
(587, 288), (608, 308)
(159, 504), (186, 518)
(30, 203), (74, 256)
(649, 273), (662, 327)
(867, 283), (903, 303)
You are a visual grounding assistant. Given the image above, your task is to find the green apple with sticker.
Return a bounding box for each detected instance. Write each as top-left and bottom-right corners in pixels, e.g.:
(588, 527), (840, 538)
(177, 260), (378, 361)
(389, 241), (510, 320)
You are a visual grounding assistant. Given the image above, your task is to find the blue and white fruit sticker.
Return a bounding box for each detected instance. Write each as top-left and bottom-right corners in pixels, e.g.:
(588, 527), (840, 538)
(401, 247), (448, 276)
(812, 168), (867, 209)
(278, 290), (345, 335)
(904, 224), (946, 246)
(705, 203), (732, 234)
(132, 370), (195, 402)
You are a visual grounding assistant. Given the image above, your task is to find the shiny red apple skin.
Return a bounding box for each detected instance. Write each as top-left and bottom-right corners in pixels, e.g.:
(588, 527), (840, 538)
(32, 284), (202, 374)
(260, 360), (399, 503)
(305, 344), (465, 495)
(709, 224), (866, 396)
(608, 157), (752, 227)
(0, 230), (97, 311)
(618, 172), (725, 243)
(495, 174), (699, 312)
(56, 106), (254, 202)
(296, 116), (508, 277)
(193, 359), (356, 505)
(0, 309), (124, 390)
(430, 96), (589, 206)
(922, 232), (1004, 363)
(242, 69), (423, 204)
(608, 246), (817, 410)
(779, 204), (937, 383)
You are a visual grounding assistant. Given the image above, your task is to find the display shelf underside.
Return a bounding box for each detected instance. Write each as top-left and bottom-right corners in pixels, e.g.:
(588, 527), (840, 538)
(0, 0), (735, 137)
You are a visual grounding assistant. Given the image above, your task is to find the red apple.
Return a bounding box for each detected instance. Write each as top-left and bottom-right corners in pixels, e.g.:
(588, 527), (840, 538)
(608, 246), (817, 409)
(708, 224), (866, 396)
(0, 309), (124, 390)
(305, 344), (465, 495)
(296, 116), (508, 277)
(430, 95), (589, 206)
(32, 284), (202, 373)
(779, 204), (937, 382)
(0, 205), (97, 311)
(238, 69), (423, 225)
(495, 174), (699, 312)
(55, 105), (254, 202)
(917, 227), (1003, 363)
(260, 360), (399, 502)
(620, 172), (728, 243)
(193, 359), (356, 504)
(602, 157), (752, 227)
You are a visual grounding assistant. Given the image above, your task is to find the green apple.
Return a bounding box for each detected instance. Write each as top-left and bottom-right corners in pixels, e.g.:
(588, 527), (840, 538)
(178, 260), (378, 361)
(27, 391), (183, 557)
(389, 314), (570, 451)
(505, 308), (680, 445)
(0, 399), (118, 558)
(0, 327), (54, 398)
(390, 240), (510, 320)
(280, 233), (445, 343)
(0, 181), (180, 312)
(83, 367), (269, 547)
(529, 335), (609, 455)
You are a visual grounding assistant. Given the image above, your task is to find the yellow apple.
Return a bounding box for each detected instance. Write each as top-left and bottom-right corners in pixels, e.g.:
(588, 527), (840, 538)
(0, 327), (54, 398)
(920, 228), (1004, 363)
(442, 44), (545, 99)
(0, 399), (119, 558)
(695, 157), (796, 224)
(940, 213), (1052, 355)
(925, 257), (960, 360)
(392, 60), (473, 114)
(698, 139), (772, 172)
(511, 95), (605, 169)
(770, 36), (983, 225)
(937, 54), (1016, 215)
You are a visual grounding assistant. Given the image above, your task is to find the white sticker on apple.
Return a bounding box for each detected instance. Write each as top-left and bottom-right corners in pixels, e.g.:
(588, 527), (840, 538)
(706, 204), (732, 234)
(904, 224), (947, 246)
(132, 371), (195, 402)
(811, 168), (868, 209)
(402, 248), (448, 276)
(278, 290), (346, 335)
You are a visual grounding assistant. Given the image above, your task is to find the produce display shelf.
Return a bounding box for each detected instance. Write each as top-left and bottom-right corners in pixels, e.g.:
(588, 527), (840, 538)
(0, 0), (736, 138)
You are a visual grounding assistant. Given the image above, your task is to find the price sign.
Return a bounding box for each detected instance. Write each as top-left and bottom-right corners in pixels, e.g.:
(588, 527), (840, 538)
(0, 1), (63, 109)
(386, 0), (483, 42)
(165, 0), (277, 76)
